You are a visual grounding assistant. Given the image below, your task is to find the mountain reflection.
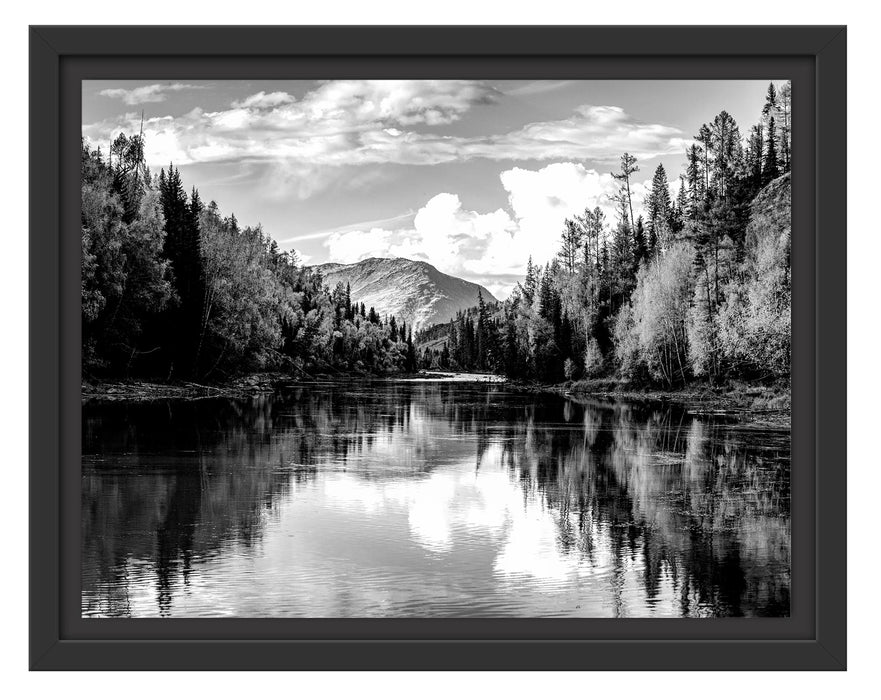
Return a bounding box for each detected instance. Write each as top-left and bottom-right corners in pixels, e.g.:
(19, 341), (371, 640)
(82, 382), (790, 617)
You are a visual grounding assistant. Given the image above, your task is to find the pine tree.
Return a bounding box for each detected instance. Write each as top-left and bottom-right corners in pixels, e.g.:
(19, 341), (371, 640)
(159, 165), (204, 377)
(476, 289), (488, 369)
(695, 124), (712, 195)
(762, 82), (778, 121)
(633, 215), (648, 266)
(748, 123), (764, 189)
(646, 164), (672, 248)
(686, 144), (704, 216)
(674, 176), (689, 231)
(523, 256), (537, 305)
(538, 264), (555, 322)
(559, 218), (584, 274)
(763, 116), (780, 184)
(709, 110), (741, 199)
(189, 187), (203, 231)
(611, 152), (639, 229)
(612, 196), (634, 294)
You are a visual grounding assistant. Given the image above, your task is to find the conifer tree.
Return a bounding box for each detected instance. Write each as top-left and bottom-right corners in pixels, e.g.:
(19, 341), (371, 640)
(559, 219), (584, 274)
(611, 152), (639, 229)
(159, 166), (205, 376)
(476, 289), (488, 369)
(633, 215), (648, 266)
(695, 124), (712, 195)
(709, 110), (741, 199)
(646, 164), (672, 246)
(523, 256), (537, 306)
(686, 144), (704, 216)
(763, 116), (780, 184)
(675, 176), (689, 231)
(748, 123), (764, 189)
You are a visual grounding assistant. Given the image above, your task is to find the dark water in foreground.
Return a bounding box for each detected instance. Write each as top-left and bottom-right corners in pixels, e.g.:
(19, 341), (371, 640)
(82, 381), (790, 618)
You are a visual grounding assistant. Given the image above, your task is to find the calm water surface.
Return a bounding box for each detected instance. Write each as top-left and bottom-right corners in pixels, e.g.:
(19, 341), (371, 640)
(82, 381), (790, 618)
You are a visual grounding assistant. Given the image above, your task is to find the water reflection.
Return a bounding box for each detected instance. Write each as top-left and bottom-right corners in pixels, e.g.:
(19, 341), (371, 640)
(82, 382), (790, 617)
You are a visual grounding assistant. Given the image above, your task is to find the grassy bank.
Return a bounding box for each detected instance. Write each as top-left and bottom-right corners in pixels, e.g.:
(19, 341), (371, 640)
(82, 369), (464, 401)
(81, 372), (295, 401)
(509, 377), (791, 414)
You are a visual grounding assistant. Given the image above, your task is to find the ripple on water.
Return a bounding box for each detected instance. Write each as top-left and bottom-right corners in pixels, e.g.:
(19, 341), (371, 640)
(81, 383), (791, 618)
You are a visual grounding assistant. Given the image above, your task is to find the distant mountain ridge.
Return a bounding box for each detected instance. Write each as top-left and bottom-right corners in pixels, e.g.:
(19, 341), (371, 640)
(309, 257), (498, 330)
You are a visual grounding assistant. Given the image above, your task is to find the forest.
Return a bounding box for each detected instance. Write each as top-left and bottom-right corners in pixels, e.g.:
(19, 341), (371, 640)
(82, 137), (418, 380)
(416, 82), (792, 387)
(82, 82), (791, 389)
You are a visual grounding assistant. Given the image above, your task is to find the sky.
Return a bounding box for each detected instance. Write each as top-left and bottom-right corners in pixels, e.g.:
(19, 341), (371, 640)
(82, 79), (778, 298)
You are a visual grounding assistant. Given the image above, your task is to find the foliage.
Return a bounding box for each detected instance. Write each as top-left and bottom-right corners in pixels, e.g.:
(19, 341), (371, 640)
(82, 138), (417, 380)
(416, 81), (791, 388)
(83, 81), (792, 389)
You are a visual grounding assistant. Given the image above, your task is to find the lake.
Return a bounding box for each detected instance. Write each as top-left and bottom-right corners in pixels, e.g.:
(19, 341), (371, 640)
(82, 380), (790, 618)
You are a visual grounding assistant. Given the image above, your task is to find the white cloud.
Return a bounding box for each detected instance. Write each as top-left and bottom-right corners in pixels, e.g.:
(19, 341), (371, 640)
(84, 80), (687, 174)
(231, 91), (294, 109)
(301, 79), (498, 127)
(493, 163), (620, 268)
(98, 83), (205, 106)
(390, 194), (516, 274)
(466, 105), (688, 164)
(321, 162), (667, 299)
(326, 228), (396, 264)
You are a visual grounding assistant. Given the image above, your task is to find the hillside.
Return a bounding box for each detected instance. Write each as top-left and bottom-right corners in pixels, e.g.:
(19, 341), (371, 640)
(310, 257), (498, 330)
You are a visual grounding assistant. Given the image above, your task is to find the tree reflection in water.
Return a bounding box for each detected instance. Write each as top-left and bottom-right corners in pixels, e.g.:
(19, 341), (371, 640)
(82, 382), (790, 617)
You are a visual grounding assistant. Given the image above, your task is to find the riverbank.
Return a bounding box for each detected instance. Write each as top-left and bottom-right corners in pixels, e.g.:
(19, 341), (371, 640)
(83, 372), (790, 422)
(511, 377), (791, 422)
(81, 373), (293, 401)
(81, 369), (509, 401)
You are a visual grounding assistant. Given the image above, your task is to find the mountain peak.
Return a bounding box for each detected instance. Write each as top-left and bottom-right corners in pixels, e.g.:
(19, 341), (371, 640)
(309, 257), (497, 330)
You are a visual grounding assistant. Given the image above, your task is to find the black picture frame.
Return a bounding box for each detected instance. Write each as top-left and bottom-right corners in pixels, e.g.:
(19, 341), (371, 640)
(29, 25), (846, 671)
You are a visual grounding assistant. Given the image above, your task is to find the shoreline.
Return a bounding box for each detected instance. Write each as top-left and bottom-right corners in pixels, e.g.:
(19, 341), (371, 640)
(511, 378), (791, 424)
(83, 372), (790, 417)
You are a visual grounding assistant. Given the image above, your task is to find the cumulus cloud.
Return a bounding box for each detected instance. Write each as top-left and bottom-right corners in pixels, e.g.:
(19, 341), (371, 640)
(326, 228), (396, 264)
(98, 83), (205, 105)
(322, 162), (667, 299)
(84, 80), (687, 172)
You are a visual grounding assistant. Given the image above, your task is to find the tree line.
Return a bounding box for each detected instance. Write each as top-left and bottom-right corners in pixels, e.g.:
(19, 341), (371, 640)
(416, 82), (792, 386)
(82, 135), (418, 380)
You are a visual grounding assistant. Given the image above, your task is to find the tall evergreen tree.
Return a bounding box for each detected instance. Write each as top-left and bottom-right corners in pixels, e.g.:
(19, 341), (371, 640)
(762, 82), (778, 121)
(475, 289), (488, 369)
(523, 256), (538, 306)
(747, 123), (764, 189)
(633, 215), (648, 266)
(559, 218), (584, 274)
(646, 164), (672, 248)
(612, 197), (634, 295)
(159, 165), (205, 377)
(709, 110), (741, 199)
(674, 176), (689, 231)
(763, 116), (780, 184)
(611, 152), (639, 229)
(686, 144), (704, 217)
(695, 124), (712, 195)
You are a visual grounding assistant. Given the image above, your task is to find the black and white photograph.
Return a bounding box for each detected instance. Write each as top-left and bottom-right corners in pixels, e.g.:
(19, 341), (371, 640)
(80, 78), (792, 619)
